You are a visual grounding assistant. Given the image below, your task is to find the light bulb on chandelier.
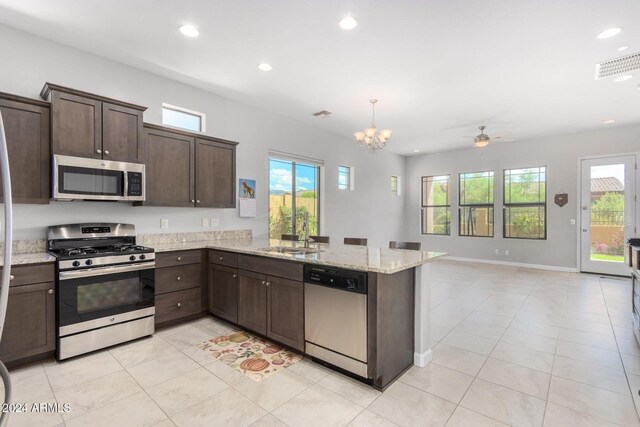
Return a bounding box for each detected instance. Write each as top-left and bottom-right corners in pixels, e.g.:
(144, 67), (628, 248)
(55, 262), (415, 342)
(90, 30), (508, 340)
(353, 99), (392, 151)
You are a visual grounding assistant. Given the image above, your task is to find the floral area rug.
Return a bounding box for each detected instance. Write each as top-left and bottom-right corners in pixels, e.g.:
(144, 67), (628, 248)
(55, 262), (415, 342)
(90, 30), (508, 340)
(197, 331), (302, 382)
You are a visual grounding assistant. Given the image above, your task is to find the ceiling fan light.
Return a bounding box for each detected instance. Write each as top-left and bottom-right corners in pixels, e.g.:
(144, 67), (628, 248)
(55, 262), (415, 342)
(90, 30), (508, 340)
(353, 131), (365, 142)
(474, 139), (489, 148)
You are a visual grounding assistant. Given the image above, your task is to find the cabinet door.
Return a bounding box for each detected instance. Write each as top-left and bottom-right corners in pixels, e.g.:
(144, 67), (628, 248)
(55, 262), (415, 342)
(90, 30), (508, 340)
(0, 98), (50, 204)
(51, 91), (102, 158)
(195, 139), (236, 208)
(0, 282), (55, 363)
(143, 127), (195, 206)
(209, 265), (238, 323)
(267, 276), (304, 351)
(102, 102), (144, 163)
(237, 270), (267, 335)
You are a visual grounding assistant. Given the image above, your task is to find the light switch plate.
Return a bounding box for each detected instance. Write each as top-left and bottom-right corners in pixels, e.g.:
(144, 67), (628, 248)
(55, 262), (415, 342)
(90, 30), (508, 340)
(202, 218), (210, 227)
(211, 218), (220, 227)
(160, 219), (169, 229)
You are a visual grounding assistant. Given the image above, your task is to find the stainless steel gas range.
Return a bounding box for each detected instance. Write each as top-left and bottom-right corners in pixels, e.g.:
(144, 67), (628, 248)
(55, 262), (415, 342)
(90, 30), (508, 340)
(47, 223), (155, 360)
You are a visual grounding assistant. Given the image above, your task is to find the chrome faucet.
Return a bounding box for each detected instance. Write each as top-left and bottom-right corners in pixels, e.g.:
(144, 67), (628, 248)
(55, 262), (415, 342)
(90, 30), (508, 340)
(302, 211), (314, 248)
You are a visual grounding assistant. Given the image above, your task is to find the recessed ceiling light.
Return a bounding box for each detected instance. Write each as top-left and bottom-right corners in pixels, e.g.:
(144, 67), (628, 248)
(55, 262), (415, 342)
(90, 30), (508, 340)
(338, 16), (358, 30)
(258, 63), (272, 71)
(179, 24), (199, 37)
(603, 119), (615, 124)
(614, 75), (632, 82)
(413, 149), (420, 153)
(618, 45), (630, 51)
(597, 27), (622, 39)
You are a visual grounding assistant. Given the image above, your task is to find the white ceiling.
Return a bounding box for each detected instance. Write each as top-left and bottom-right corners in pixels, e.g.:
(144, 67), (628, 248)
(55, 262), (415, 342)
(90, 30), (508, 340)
(0, 0), (638, 155)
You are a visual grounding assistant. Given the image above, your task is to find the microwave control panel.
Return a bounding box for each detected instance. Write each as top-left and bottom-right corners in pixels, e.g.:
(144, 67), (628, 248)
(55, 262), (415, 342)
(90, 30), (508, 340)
(127, 172), (143, 197)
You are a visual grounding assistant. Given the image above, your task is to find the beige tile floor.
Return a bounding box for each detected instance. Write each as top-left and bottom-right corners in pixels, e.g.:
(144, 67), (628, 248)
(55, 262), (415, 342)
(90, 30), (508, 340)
(2, 259), (640, 426)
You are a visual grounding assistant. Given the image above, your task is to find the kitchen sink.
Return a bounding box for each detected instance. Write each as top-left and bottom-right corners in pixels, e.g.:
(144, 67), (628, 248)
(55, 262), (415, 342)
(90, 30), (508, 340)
(260, 246), (322, 255)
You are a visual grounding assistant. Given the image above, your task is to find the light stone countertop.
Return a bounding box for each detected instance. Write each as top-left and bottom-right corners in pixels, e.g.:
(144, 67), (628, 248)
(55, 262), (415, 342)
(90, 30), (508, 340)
(0, 252), (55, 266)
(152, 238), (446, 274)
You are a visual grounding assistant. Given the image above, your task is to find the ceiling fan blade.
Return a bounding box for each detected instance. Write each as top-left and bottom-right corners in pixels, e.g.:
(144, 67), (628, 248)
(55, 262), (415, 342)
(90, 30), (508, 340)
(493, 136), (516, 143)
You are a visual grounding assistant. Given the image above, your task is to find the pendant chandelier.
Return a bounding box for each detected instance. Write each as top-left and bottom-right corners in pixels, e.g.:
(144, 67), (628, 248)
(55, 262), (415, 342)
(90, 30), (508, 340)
(353, 99), (392, 151)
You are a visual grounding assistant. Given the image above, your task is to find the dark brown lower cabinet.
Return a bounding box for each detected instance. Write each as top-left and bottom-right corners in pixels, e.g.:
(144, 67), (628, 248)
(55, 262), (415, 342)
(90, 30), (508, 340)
(0, 282), (55, 363)
(209, 265), (238, 323)
(237, 270), (267, 335)
(267, 276), (304, 351)
(155, 288), (201, 324)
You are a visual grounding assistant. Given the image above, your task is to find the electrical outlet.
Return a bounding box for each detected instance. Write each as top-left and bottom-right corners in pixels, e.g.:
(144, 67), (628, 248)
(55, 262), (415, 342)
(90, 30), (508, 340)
(160, 219), (169, 229)
(495, 249), (499, 255)
(211, 218), (220, 227)
(505, 249), (509, 256)
(202, 218), (210, 227)
(570, 219), (576, 225)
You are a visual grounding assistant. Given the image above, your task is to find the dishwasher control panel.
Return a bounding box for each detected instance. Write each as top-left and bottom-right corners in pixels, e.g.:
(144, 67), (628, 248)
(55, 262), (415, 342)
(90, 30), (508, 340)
(303, 265), (367, 294)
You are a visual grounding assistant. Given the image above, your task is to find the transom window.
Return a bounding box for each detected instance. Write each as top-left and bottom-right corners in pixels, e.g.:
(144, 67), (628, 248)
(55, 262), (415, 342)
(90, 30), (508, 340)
(503, 166), (547, 239)
(162, 103), (205, 132)
(338, 165), (353, 190)
(421, 175), (451, 235)
(390, 176), (399, 195)
(459, 171), (494, 237)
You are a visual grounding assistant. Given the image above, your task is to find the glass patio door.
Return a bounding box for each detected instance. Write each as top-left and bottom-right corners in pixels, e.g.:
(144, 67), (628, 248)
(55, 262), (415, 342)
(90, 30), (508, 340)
(580, 155), (636, 275)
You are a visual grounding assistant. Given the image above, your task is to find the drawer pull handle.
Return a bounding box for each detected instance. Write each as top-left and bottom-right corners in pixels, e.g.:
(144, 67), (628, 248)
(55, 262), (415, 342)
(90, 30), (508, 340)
(48, 289), (54, 295)
(177, 276), (182, 281)
(177, 302), (182, 308)
(177, 256), (182, 261)
(233, 274), (237, 278)
(9, 275), (14, 280)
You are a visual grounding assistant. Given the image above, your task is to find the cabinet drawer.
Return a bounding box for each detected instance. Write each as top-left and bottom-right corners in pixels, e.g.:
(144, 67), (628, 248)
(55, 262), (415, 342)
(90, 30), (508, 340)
(156, 250), (201, 268)
(155, 288), (201, 324)
(209, 250), (237, 268)
(237, 254), (303, 281)
(1, 263), (55, 287)
(156, 264), (201, 294)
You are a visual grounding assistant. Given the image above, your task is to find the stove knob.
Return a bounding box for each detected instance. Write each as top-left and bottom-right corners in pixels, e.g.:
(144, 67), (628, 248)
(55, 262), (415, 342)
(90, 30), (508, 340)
(72, 261), (81, 267)
(129, 255), (136, 261)
(85, 259), (93, 266)
(140, 254), (146, 260)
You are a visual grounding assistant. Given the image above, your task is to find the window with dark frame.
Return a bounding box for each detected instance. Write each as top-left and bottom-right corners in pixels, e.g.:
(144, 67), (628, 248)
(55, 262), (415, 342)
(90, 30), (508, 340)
(421, 175), (451, 235)
(503, 166), (546, 239)
(459, 171), (494, 237)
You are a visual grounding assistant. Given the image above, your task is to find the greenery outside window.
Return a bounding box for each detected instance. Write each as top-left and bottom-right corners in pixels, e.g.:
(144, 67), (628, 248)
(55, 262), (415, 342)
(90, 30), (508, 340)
(421, 175), (451, 235)
(391, 176), (399, 195)
(459, 171), (494, 237)
(503, 166), (546, 239)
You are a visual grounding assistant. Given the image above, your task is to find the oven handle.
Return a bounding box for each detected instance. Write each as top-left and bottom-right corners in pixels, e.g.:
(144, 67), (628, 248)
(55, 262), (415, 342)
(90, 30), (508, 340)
(59, 261), (156, 280)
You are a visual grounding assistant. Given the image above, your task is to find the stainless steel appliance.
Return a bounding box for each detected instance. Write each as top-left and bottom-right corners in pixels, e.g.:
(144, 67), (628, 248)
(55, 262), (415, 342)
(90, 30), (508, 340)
(48, 223), (155, 360)
(629, 239), (640, 344)
(304, 265), (368, 378)
(53, 154), (145, 201)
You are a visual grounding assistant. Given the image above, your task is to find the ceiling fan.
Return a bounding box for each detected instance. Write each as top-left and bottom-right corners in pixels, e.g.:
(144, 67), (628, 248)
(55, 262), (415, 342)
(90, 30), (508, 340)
(468, 125), (516, 148)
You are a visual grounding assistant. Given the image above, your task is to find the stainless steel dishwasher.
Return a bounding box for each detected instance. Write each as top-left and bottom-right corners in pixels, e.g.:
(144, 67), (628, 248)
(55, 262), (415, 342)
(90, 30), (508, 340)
(304, 265), (368, 378)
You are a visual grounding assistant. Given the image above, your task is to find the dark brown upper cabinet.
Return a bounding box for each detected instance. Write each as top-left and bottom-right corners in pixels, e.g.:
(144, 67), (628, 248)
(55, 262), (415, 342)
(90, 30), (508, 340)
(41, 83), (146, 163)
(139, 123), (237, 208)
(0, 92), (51, 204)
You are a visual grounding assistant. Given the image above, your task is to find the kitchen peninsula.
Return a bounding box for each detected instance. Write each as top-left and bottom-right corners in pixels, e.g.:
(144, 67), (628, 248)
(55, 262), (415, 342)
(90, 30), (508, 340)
(150, 235), (445, 390)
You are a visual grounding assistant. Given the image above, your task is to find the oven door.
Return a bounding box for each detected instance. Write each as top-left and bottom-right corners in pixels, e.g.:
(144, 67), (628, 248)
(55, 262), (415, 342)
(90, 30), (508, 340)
(58, 262), (155, 336)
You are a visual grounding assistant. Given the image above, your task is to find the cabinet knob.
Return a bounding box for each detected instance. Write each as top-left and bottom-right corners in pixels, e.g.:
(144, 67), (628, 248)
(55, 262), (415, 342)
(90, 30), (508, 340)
(48, 289), (54, 295)
(233, 274), (237, 278)
(177, 256), (182, 261)
(266, 281), (271, 287)
(177, 302), (182, 308)
(104, 150), (110, 155)
(9, 275), (14, 280)
(219, 256), (224, 260)
(177, 276), (182, 281)
(261, 281), (266, 285)
(196, 200), (200, 203)
(191, 200), (195, 203)
(96, 149), (102, 154)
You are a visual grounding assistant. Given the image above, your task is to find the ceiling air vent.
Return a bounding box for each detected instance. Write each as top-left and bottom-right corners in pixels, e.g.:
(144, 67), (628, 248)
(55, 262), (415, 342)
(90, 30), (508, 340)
(313, 110), (332, 117)
(595, 52), (640, 79)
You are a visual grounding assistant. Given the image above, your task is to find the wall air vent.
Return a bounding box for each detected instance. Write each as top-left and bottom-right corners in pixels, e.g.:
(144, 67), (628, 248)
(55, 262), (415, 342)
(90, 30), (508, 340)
(313, 110), (332, 117)
(595, 52), (640, 79)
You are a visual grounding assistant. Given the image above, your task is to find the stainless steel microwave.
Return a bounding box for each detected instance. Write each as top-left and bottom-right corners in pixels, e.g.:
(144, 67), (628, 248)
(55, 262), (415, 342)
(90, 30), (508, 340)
(53, 155), (145, 201)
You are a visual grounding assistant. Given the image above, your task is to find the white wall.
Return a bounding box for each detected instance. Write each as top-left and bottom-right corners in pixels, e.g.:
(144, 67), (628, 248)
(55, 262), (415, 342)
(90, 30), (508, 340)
(0, 24), (406, 246)
(405, 124), (640, 269)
